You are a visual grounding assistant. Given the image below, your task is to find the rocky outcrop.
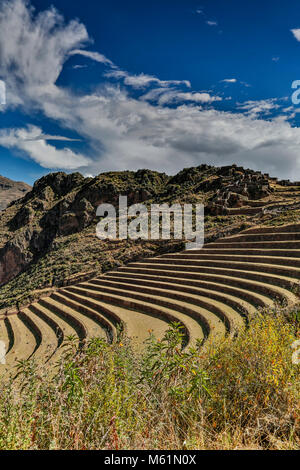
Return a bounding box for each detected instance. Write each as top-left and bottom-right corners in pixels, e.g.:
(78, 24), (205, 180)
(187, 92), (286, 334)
(0, 228), (34, 285)
(0, 169), (171, 285)
(10, 205), (35, 230)
(205, 165), (272, 215)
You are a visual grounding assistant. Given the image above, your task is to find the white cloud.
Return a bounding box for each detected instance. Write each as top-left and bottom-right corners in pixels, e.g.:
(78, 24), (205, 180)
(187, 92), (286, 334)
(291, 28), (300, 41)
(104, 69), (191, 89)
(157, 91), (222, 105)
(28, 133), (81, 142)
(284, 106), (300, 114)
(272, 57), (280, 62)
(0, 0), (89, 107)
(0, 126), (89, 169)
(140, 88), (221, 104)
(0, 80), (5, 105)
(72, 64), (88, 69)
(206, 20), (218, 26)
(1, 0), (300, 179)
(221, 78), (237, 83)
(70, 49), (113, 66)
(35, 84), (300, 179)
(237, 99), (280, 117)
(221, 79), (251, 87)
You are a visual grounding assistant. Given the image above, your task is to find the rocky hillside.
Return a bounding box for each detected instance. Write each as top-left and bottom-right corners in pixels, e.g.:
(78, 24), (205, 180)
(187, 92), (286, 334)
(0, 175), (31, 211)
(0, 164), (299, 310)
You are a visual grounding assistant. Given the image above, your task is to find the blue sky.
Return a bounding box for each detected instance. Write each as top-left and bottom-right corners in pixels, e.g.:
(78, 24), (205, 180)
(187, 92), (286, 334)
(1, 0), (300, 184)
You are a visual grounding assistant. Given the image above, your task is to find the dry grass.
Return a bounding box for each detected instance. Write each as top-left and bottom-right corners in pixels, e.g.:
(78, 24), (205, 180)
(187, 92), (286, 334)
(0, 308), (299, 450)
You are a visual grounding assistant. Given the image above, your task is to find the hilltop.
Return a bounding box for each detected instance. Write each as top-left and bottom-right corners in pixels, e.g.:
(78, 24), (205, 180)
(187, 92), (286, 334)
(0, 175), (31, 211)
(0, 163), (300, 310)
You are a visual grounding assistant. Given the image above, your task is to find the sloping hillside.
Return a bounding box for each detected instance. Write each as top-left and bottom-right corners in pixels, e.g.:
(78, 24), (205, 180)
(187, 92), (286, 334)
(0, 175), (31, 211)
(0, 164), (300, 312)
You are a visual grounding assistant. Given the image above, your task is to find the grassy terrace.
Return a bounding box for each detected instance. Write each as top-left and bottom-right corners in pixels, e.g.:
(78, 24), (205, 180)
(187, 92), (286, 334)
(0, 309), (299, 450)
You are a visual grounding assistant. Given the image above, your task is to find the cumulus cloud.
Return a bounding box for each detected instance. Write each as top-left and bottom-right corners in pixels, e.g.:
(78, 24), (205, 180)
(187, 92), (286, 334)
(1, 0), (300, 179)
(35, 84), (300, 178)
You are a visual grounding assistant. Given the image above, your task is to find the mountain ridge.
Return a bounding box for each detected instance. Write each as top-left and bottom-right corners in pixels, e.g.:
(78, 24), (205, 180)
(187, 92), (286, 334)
(0, 174), (31, 211)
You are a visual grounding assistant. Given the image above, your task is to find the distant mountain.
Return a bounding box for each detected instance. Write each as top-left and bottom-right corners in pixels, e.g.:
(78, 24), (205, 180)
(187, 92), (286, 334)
(0, 175), (31, 211)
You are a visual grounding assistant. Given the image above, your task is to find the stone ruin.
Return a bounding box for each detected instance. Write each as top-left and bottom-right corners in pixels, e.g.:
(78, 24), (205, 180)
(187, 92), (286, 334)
(205, 165), (273, 215)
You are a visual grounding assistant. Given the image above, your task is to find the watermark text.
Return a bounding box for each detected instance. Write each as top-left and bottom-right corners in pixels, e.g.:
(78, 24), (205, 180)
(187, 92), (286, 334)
(96, 197), (204, 250)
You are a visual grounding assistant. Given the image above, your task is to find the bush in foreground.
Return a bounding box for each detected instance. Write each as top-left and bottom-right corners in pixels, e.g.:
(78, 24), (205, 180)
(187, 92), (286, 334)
(0, 310), (299, 450)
